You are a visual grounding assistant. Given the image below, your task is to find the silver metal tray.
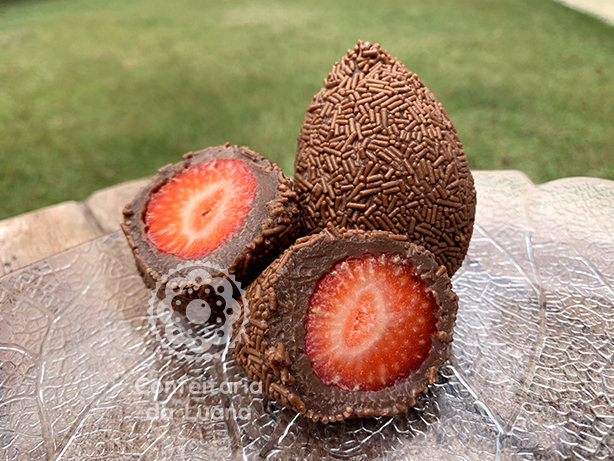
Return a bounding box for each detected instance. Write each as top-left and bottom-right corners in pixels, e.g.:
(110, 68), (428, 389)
(1, 171), (613, 460)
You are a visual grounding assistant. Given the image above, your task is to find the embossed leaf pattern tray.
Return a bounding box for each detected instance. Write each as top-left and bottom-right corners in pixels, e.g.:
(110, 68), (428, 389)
(1, 171), (613, 460)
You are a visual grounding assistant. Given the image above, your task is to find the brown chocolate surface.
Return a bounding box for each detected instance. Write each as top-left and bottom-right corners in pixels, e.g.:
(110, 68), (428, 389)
(121, 143), (303, 293)
(294, 40), (476, 276)
(233, 227), (458, 423)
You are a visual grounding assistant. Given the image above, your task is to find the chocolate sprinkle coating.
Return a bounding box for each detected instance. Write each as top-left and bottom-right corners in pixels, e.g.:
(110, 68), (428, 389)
(295, 40), (476, 276)
(232, 227), (458, 423)
(121, 143), (303, 294)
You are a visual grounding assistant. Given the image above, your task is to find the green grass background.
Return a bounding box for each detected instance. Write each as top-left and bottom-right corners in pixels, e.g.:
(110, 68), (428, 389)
(1, 0), (613, 220)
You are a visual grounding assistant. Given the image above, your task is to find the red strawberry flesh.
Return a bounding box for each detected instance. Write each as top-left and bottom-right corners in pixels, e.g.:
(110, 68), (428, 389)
(145, 158), (256, 259)
(304, 253), (440, 392)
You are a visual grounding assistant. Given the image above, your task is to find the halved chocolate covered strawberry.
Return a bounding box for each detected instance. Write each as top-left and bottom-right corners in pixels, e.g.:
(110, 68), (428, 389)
(233, 227), (458, 423)
(122, 144), (303, 293)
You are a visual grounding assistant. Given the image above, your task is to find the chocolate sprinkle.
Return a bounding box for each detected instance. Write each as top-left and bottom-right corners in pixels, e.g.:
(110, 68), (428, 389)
(295, 40), (476, 275)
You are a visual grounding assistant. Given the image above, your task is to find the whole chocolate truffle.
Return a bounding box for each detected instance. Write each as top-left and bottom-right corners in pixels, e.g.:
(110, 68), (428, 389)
(233, 226), (458, 423)
(295, 40), (476, 275)
(122, 143), (302, 293)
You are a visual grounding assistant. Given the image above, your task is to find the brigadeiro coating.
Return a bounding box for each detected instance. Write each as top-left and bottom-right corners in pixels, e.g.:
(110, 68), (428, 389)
(295, 40), (476, 276)
(232, 226), (458, 423)
(121, 143), (303, 295)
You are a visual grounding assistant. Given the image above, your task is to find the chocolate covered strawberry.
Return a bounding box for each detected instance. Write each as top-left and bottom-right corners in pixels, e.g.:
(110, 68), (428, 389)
(122, 144), (303, 294)
(233, 227), (458, 423)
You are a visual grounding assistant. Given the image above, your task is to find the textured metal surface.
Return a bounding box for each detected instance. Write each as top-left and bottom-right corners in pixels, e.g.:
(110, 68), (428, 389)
(1, 171), (613, 460)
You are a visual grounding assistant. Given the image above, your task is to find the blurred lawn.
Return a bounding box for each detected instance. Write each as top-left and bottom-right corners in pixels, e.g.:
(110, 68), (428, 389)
(0, 0), (613, 220)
